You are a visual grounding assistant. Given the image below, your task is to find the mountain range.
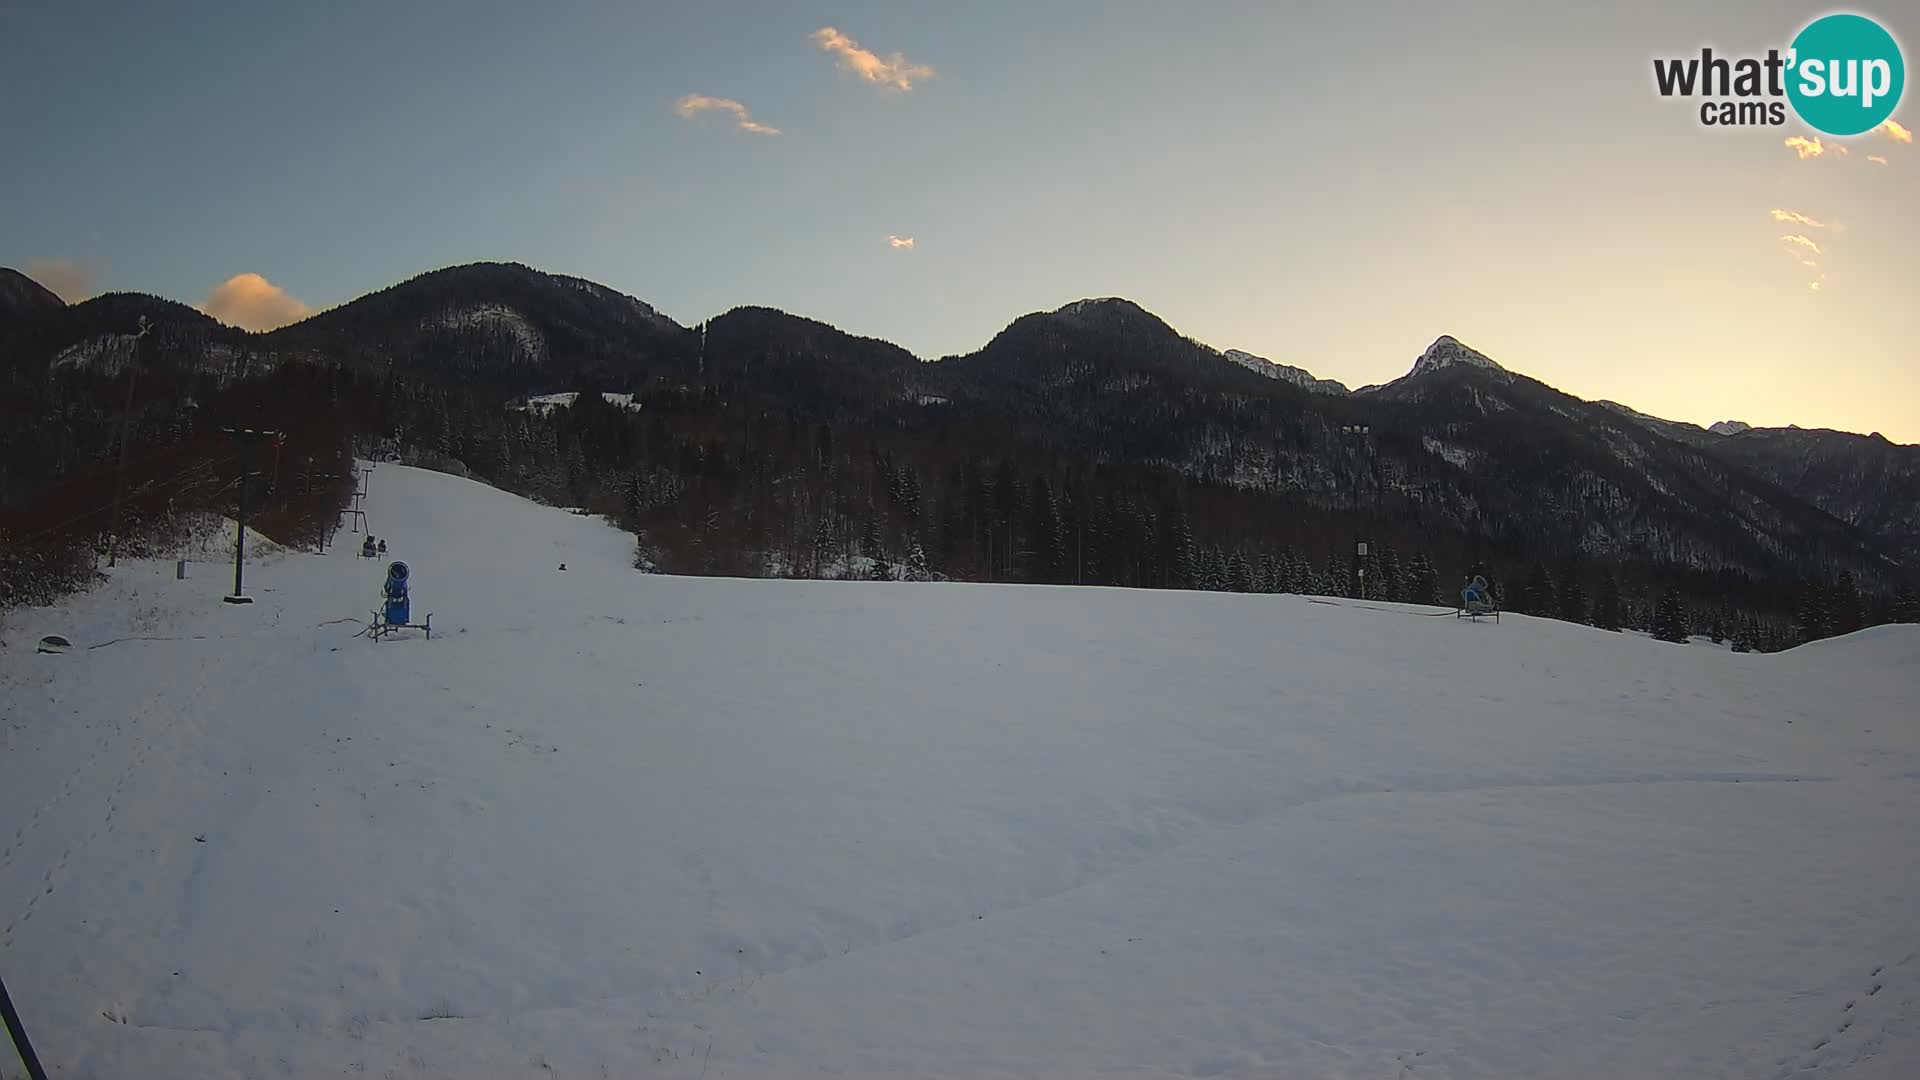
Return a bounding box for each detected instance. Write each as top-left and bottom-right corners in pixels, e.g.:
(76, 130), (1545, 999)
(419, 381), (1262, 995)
(3, 261), (1913, 616)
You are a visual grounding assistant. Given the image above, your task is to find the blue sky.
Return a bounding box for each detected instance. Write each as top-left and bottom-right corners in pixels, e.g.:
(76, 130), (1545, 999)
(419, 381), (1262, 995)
(3, 1), (1915, 439)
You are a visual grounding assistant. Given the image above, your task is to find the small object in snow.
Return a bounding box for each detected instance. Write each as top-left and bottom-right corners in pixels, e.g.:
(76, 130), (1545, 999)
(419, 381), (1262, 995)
(194, 834), (206, 843)
(37, 634), (73, 654)
(558, 563), (568, 571)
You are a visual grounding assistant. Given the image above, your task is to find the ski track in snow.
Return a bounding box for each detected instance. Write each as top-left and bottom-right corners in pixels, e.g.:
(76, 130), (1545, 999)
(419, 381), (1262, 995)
(2, 463), (1917, 1079)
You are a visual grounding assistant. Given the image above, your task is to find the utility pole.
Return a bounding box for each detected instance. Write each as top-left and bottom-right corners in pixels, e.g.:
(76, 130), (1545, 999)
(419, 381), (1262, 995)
(219, 428), (283, 605)
(1, 971), (49, 1080)
(1341, 424), (1374, 598)
(105, 317), (152, 568)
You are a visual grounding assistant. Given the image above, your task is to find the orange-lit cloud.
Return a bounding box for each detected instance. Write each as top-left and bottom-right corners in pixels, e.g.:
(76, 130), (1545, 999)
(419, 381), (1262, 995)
(24, 259), (93, 302)
(1878, 119), (1913, 143)
(200, 273), (312, 331)
(887, 235), (915, 250)
(673, 94), (781, 136)
(1809, 280), (1823, 292)
(1779, 234), (1823, 255)
(1783, 135), (1853, 159)
(1784, 135), (1826, 159)
(1868, 154), (1890, 165)
(1770, 209), (1825, 228)
(812, 27), (934, 91)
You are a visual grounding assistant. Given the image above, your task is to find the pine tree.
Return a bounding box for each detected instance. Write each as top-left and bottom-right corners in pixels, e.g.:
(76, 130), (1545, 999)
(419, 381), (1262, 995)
(1229, 553), (1253, 594)
(1519, 562), (1557, 618)
(1405, 553), (1439, 606)
(1652, 587), (1688, 643)
(1257, 552), (1281, 594)
(1893, 582), (1920, 624)
(1168, 511), (1197, 589)
(1557, 562), (1589, 625)
(862, 517), (890, 580)
(1730, 621), (1753, 653)
(1592, 572), (1623, 632)
(1795, 579), (1831, 644)
(1832, 572), (1863, 635)
(906, 539), (930, 582)
(1375, 544), (1403, 604)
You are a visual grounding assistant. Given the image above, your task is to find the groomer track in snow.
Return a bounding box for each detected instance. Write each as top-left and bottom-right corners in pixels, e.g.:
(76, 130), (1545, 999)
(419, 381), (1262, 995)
(2, 465), (1917, 1078)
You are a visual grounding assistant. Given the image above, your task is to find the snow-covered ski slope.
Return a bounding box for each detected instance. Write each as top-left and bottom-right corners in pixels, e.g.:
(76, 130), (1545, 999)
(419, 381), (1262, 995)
(2, 465), (1917, 1080)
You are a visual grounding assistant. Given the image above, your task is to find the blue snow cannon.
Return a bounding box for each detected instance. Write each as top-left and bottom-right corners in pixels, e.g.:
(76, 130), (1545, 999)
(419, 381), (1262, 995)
(383, 561), (411, 625)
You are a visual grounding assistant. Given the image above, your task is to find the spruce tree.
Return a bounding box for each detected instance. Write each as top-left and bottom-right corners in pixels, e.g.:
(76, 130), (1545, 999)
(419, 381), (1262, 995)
(1832, 572), (1863, 635)
(1795, 580), (1831, 644)
(1652, 587), (1688, 643)
(907, 539), (930, 582)
(1406, 553), (1439, 606)
(1893, 582), (1920, 624)
(1592, 572), (1623, 632)
(1558, 562), (1589, 625)
(1229, 553), (1253, 594)
(862, 517), (890, 580)
(1520, 562), (1556, 618)
(1258, 552), (1281, 594)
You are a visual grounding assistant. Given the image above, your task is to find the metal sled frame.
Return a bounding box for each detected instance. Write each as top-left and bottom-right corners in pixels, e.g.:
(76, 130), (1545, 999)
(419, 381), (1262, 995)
(366, 610), (433, 641)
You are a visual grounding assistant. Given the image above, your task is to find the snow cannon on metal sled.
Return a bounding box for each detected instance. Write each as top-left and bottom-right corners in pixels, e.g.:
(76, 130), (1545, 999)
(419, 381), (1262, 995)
(364, 560), (432, 640)
(1457, 575), (1500, 622)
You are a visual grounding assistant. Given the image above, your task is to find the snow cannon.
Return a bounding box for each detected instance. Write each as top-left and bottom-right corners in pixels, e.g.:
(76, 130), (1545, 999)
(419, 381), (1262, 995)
(383, 560), (411, 625)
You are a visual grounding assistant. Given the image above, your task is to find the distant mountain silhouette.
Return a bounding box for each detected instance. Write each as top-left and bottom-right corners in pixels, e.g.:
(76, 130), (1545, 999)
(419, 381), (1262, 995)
(3, 261), (1911, 628)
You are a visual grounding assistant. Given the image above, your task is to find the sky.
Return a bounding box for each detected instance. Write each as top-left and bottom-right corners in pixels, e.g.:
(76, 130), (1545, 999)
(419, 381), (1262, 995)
(3, 0), (1915, 440)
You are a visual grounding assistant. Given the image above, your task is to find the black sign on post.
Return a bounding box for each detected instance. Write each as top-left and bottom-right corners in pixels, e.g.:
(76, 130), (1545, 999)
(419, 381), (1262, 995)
(219, 428), (283, 605)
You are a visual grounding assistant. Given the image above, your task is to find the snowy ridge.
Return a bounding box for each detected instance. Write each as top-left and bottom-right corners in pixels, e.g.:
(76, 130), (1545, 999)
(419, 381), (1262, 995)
(1710, 420), (1753, 436)
(1221, 348), (1350, 394)
(555, 274), (681, 330)
(1055, 297), (1134, 317)
(1406, 334), (1507, 379)
(1, 466), (1916, 1078)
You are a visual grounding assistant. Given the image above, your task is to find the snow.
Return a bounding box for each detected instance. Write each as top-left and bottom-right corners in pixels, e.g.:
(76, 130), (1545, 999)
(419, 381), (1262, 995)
(1220, 350), (1349, 394)
(1421, 433), (1480, 470)
(1711, 420), (1753, 436)
(3, 465), (1918, 1079)
(430, 303), (546, 363)
(509, 392), (641, 415)
(1406, 334), (1509, 379)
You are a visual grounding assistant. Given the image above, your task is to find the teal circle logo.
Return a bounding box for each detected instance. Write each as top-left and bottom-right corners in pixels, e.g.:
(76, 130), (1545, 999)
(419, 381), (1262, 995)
(1787, 14), (1905, 136)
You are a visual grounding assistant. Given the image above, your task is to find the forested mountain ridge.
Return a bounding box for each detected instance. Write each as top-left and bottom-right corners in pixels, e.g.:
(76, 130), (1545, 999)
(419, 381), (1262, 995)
(3, 261), (1913, 644)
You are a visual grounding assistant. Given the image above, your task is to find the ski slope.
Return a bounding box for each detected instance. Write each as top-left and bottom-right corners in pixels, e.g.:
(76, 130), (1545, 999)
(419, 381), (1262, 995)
(2, 464), (1917, 1079)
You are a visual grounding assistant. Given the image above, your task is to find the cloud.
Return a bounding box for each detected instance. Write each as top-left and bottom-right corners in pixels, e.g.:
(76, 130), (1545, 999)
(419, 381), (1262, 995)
(1783, 135), (1851, 159)
(1878, 119), (1913, 143)
(812, 27), (934, 91)
(1779, 234), (1823, 255)
(1784, 135), (1826, 159)
(887, 235), (915, 250)
(673, 94), (781, 136)
(1770, 208), (1826, 228)
(199, 273), (312, 331)
(1809, 280), (1823, 292)
(1868, 154), (1890, 165)
(24, 259), (93, 302)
